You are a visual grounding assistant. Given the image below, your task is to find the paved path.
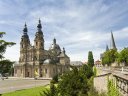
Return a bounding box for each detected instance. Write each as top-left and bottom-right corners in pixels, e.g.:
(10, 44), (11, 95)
(0, 78), (50, 94)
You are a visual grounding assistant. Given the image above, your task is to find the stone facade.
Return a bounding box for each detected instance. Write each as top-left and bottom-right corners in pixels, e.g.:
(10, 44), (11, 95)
(14, 19), (70, 78)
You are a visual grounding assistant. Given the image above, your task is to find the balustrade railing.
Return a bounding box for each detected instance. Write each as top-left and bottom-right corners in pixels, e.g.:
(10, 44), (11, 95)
(113, 74), (128, 95)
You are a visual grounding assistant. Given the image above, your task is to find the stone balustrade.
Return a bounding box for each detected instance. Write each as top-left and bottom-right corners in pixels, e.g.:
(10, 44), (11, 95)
(94, 67), (128, 96)
(113, 73), (128, 96)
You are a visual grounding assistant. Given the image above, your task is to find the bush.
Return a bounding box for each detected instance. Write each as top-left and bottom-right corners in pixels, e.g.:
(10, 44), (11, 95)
(42, 65), (101, 96)
(80, 65), (94, 79)
(52, 74), (58, 83)
(57, 66), (91, 96)
(50, 80), (56, 84)
(41, 82), (57, 96)
(107, 79), (120, 96)
(87, 87), (107, 96)
(93, 67), (97, 76)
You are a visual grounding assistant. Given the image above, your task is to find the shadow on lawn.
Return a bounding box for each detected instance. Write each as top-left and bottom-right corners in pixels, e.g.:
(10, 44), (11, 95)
(15, 89), (26, 91)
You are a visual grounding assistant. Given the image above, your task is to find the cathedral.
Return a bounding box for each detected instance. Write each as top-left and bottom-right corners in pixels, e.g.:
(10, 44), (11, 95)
(100, 31), (117, 62)
(14, 19), (70, 78)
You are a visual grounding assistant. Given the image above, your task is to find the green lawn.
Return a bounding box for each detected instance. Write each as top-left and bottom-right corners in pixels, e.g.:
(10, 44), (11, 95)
(2, 85), (49, 96)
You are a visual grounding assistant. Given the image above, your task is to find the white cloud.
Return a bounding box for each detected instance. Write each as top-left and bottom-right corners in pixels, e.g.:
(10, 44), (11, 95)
(4, 44), (20, 61)
(1, 0), (128, 62)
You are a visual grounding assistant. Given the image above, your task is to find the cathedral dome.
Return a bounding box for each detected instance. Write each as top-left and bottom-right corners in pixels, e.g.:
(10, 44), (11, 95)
(49, 38), (61, 55)
(50, 43), (61, 50)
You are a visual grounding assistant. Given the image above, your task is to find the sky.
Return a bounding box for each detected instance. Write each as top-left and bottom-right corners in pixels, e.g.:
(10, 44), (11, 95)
(0, 0), (128, 62)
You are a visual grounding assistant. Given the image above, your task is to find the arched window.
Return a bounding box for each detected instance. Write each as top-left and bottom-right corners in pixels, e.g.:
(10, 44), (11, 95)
(45, 68), (47, 74)
(21, 44), (23, 48)
(36, 42), (38, 46)
(33, 56), (37, 61)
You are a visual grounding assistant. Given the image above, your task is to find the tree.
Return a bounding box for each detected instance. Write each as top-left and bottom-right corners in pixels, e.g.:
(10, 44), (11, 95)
(118, 48), (128, 66)
(0, 32), (15, 59)
(102, 49), (118, 66)
(102, 51), (111, 66)
(42, 65), (96, 96)
(41, 82), (57, 96)
(0, 59), (15, 75)
(88, 51), (94, 67)
(57, 65), (94, 96)
(80, 64), (94, 79)
(0, 32), (16, 75)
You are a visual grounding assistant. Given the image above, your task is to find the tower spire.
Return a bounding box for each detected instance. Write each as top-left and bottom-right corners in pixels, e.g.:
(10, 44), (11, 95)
(39, 18), (41, 24)
(53, 38), (56, 44)
(111, 30), (116, 50)
(34, 19), (44, 50)
(63, 47), (65, 54)
(106, 44), (109, 51)
(23, 22), (28, 35)
(37, 18), (42, 32)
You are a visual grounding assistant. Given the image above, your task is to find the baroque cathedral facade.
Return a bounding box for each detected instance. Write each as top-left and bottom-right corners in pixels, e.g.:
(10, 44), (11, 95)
(14, 19), (70, 78)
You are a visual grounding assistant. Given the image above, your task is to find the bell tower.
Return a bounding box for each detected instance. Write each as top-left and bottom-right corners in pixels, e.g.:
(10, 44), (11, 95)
(19, 23), (31, 77)
(19, 23), (30, 62)
(34, 19), (44, 50)
(34, 19), (45, 77)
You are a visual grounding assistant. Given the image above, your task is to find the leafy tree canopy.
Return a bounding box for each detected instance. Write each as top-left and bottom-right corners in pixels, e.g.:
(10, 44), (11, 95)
(118, 48), (128, 66)
(0, 32), (16, 75)
(0, 59), (15, 74)
(0, 32), (16, 59)
(102, 49), (118, 66)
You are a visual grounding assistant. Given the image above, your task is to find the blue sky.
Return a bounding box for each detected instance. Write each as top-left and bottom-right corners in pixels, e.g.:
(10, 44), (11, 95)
(0, 0), (128, 62)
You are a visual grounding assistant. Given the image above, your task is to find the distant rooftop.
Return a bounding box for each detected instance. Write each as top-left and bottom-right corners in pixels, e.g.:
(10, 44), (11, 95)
(70, 61), (83, 66)
(13, 61), (19, 65)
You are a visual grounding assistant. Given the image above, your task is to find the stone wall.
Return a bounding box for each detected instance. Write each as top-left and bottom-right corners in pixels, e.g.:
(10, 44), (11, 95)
(94, 74), (109, 93)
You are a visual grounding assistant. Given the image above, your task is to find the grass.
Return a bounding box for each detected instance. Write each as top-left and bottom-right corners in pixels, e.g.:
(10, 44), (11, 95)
(1, 85), (50, 96)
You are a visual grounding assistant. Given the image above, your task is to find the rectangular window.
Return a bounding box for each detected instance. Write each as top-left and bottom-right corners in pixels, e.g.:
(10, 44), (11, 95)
(45, 68), (47, 74)
(36, 68), (38, 72)
(53, 68), (55, 73)
(15, 69), (17, 74)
